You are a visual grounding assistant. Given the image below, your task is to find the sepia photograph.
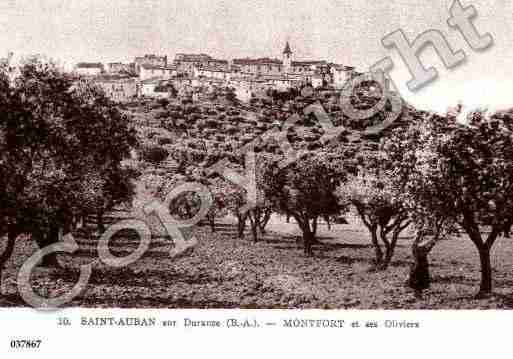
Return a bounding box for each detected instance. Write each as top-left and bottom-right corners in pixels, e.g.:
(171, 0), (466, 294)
(1, 0), (513, 356)
(0, 0), (511, 310)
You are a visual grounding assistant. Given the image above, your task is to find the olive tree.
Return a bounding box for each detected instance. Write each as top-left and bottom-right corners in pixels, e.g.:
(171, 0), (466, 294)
(262, 151), (346, 256)
(0, 60), (138, 276)
(384, 110), (513, 296)
(337, 154), (411, 270)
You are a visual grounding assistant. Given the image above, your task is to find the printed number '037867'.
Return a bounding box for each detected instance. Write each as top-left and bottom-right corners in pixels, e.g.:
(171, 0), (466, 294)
(10, 339), (42, 349)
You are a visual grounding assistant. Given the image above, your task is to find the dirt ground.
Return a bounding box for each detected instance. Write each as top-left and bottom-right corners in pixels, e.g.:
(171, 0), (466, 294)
(2, 212), (513, 309)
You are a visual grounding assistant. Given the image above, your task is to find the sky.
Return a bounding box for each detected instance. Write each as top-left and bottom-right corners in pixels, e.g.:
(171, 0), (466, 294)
(0, 0), (512, 113)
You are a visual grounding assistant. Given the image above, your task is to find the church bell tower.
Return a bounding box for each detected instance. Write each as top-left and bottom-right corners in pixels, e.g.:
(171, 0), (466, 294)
(283, 41), (292, 74)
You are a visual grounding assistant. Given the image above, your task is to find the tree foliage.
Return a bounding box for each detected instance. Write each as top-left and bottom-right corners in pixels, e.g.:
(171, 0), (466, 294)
(384, 110), (513, 295)
(337, 151), (410, 270)
(0, 60), (138, 273)
(263, 151), (346, 256)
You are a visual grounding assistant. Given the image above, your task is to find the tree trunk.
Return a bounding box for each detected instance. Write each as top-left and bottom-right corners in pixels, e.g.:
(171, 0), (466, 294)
(237, 213), (247, 239)
(408, 233), (436, 294)
(379, 227), (391, 270)
(299, 217), (316, 257)
(382, 230), (399, 270)
(208, 213), (216, 233)
(370, 226), (383, 268)
(258, 210), (272, 234)
(409, 251), (430, 293)
(76, 215), (84, 229)
(250, 220), (258, 243)
(312, 217), (318, 237)
(463, 219), (499, 297)
(325, 216), (331, 231)
(0, 227), (18, 291)
(382, 248), (393, 270)
(97, 212), (105, 233)
(32, 225), (61, 268)
(248, 212), (258, 243)
(303, 229), (314, 257)
(477, 246), (492, 297)
(63, 217), (74, 235)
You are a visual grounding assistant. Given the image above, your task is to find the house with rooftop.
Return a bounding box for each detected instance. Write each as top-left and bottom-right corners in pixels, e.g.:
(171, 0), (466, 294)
(134, 54), (168, 74)
(74, 62), (104, 76)
(0, 52), (14, 68)
(139, 64), (177, 81)
(291, 60), (328, 75)
(194, 66), (231, 81)
(173, 53), (229, 75)
(94, 75), (137, 102)
(230, 42), (327, 81)
(139, 77), (173, 98)
(107, 62), (136, 75)
(231, 57), (283, 76)
(330, 64), (355, 89)
(0, 52), (21, 83)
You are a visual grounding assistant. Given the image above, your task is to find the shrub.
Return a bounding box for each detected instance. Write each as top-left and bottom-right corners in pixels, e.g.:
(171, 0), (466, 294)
(215, 134), (226, 142)
(158, 98), (170, 108)
(190, 113), (202, 122)
(224, 124), (238, 134)
(184, 105), (200, 115)
(155, 110), (170, 119)
(233, 116), (246, 123)
(158, 137), (174, 146)
(141, 145), (169, 164)
(150, 102), (162, 110)
(205, 118), (221, 129)
(306, 141), (322, 150)
(160, 118), (176, 130)
(146, 131), (158, 140)
(303, 133), (320, 142)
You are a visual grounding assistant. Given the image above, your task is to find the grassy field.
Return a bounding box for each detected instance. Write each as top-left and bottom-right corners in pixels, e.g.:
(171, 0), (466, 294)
(2, 213), (513, 309)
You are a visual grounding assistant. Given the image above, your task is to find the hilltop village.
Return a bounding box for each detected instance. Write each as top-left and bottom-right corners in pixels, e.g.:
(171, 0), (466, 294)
(71, 42), (356, 103)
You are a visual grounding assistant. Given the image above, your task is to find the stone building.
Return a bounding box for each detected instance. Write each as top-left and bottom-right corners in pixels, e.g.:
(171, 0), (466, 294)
(194, 66), (231, 81)
(231, 42), (327, 79)
(291, 60), (328, 75)
(134, 54), (168, 74)
(231, 57), (283, 76)
(107, 62), (136, 75)
(139, 64), (177, 81)
(173, 53), (228, 75)
(74, 62), (104, 76)
(330, 64), (355, 89)
(94, 75), (137, 102)
(139, 77), (171, 98)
